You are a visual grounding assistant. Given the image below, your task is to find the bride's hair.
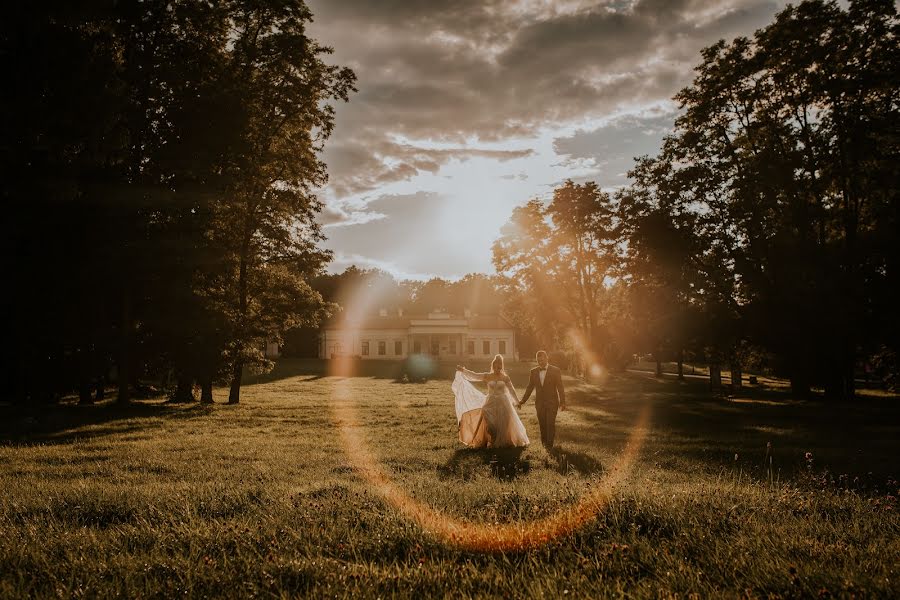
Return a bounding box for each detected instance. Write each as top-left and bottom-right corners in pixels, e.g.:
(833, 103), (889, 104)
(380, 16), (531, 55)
(491, 354), (505, 375)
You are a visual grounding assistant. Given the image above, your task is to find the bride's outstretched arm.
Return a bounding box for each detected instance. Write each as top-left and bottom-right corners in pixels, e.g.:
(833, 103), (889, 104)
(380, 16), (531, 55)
(456, 366), (485, 381)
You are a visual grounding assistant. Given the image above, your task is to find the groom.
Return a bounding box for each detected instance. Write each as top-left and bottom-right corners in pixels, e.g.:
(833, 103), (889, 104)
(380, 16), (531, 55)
(519, 350), (566, 448)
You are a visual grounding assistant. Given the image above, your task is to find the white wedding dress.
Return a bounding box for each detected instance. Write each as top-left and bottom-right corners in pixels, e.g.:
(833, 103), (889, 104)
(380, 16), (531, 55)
(452, 369), (529, 448)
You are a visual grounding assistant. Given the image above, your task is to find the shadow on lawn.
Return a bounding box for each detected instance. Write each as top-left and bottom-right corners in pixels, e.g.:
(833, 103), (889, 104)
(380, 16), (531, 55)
(568, 371), (900, 481)
(438, 445), (606, 481)
(440, 447), (531, 481)
(548, 446), (605, 477)
(0, 400), (213, 446)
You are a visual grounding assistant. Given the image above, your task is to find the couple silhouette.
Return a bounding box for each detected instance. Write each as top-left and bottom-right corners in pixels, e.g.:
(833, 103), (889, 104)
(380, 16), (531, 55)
(454, 350), (566, 449)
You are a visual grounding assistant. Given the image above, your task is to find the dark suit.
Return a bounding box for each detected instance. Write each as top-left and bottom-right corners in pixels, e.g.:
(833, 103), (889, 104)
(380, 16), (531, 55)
(521, 364), (566, 447)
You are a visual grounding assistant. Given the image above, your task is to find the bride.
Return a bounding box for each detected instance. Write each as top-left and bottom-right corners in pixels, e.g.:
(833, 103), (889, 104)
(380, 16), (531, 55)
(453, 354), (529, 448)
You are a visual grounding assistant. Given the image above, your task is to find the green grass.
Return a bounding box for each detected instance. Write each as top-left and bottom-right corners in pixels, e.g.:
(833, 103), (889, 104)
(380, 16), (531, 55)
(1, 361), (898, 598)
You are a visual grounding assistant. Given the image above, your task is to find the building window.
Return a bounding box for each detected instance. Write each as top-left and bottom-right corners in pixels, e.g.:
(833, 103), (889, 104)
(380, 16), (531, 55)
(361, 341), (369, 356)
(483, 340), (490, 355)
(378, 341), (386, 355)
(394, 341), (402, 355)
(499, 340), (506, 355)
(413, 341), (421, 354)
(431, 340), (440, 355)
(467, 341), (475, 355)
(449, 340), (456, 354)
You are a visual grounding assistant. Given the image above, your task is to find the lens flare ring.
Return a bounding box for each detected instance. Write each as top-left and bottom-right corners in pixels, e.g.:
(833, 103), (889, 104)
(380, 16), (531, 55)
(330, 377), (651, 553)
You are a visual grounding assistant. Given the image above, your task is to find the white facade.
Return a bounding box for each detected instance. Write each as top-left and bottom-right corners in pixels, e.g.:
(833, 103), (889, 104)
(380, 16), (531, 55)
(319, 312), (516, 361)
(320, 327), (409, 360)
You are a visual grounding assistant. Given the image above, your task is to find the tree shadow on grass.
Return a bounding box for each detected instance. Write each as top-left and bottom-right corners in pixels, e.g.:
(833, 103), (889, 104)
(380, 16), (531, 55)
(547, 446), (604, 477)
(439, 446), (530, 482)
(568, 371), (900, 481)
(0, 400), (214, 446)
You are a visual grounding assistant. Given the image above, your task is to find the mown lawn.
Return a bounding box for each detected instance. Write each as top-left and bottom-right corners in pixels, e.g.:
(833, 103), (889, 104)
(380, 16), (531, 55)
(1, 360), (898, 598)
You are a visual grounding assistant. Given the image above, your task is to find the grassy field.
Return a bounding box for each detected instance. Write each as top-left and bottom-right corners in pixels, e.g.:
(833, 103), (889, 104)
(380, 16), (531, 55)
(1, 360), (898, 598)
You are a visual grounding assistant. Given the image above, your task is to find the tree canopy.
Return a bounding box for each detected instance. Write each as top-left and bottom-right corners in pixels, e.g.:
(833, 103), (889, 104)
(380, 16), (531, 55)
(493, 0), (899, 397)
(3, 1), (355, 405)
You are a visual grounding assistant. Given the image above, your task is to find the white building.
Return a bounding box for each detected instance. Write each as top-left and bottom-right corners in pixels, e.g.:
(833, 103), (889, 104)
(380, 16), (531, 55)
(319, 310), (517, 361)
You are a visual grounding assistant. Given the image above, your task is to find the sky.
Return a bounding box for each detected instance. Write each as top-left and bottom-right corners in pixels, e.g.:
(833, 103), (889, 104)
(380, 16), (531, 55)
(305, 0), (790, 281)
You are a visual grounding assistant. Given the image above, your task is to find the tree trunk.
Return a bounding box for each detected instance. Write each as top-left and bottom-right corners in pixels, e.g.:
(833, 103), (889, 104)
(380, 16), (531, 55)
(790, 374), (811, 399)
(655, 349), (663, 378)
(200, 378), (214, 404)
(229, 232), (250, 405)
(228, 360), (243, 404)
(677, 349), (684, 381)
(13, 354), (28, 405)
(117, 291), (131, 404)
(78, 380), (94, 405)
(94, 375), (106, 401)
(709, 363), (722, 390)
(77, 347), (94, 405)
(824, 357), (855, 402)
(731, 359), (742, 389)
(171, 374), (195, 403)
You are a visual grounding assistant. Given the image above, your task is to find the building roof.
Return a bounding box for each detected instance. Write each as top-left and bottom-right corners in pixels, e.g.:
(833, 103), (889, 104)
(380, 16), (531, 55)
(325, 316), (410, 330)
(324, 313), (514, 331)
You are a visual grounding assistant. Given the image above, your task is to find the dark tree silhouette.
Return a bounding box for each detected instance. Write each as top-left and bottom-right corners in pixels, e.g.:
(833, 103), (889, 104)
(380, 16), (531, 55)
(2, 1), (354, 406)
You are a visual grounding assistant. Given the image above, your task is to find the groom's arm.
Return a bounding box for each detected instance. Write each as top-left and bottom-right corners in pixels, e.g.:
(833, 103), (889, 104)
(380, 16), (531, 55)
(556, 367), (567, 410)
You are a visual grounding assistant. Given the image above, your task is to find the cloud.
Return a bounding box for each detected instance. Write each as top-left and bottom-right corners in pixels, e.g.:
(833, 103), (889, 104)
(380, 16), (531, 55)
(304, 0), (789, 278)
(308, 0), (783, 199)
(324, 138), (534, 200)
(552, 108), (678, 186)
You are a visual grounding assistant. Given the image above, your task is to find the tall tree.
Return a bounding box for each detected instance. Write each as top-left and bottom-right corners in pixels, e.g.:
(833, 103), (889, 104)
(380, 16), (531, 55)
(217, 2), (356, 403)
(547, 180), (618, 355)
(639, 0), (899, 398)
(493, 199), (570, 350)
